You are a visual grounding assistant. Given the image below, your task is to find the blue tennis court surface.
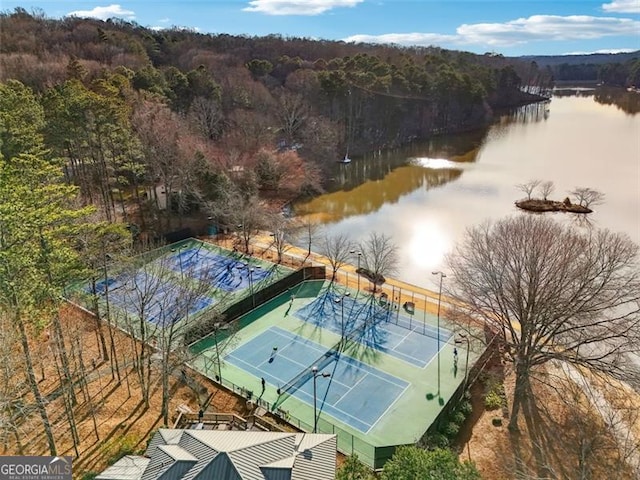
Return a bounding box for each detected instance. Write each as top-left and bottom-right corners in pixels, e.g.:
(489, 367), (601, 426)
(89, 272), (214, 326)
(225, 327), (409, 433)
(295, 291), (451, 367)
(167, 247), (272, 292)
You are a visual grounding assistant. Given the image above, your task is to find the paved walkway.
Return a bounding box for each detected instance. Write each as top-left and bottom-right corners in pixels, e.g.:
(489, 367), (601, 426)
(555, 362), (640, 477)
(209, 232), (461, 316)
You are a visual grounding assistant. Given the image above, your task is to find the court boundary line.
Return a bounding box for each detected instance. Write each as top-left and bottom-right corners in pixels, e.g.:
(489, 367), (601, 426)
(272, 327), (408, 388)
(224, 326), (410, 432)
(225, 349), (374, 431)
(300, 303), (434, 368)
(364, 380), (411, 433)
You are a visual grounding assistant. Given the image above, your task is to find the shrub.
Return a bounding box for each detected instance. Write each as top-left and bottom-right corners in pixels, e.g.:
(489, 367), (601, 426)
(459, 400), (473, 416)
(81, 474), (98, 480)
(105, 433), (141, 465)
(425, 433), (450, 449)
(484, 390), (503, 410)
(443, 422), (460, 437)
(452, 410), (467, 426)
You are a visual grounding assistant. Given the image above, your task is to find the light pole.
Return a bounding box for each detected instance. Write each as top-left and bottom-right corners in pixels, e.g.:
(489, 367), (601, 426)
(312, 366), (331, 433)
(171, 244), (189, 324)
(247, 266), (260, 308)
(432, 271), (446, 396)
(455, 333), (470, 393)
(333, 292), (350, 347)
(350, 250), (362, 291)
(213, 322), (229, 383)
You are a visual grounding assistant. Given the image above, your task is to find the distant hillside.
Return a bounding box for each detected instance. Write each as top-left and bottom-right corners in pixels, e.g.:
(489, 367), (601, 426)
(518, 51), (640, 67)
(515, 51), (640, 85)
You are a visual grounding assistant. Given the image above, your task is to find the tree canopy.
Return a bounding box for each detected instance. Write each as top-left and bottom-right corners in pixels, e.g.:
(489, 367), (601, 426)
(380, 446), (481, 480)
(447, 215), (640, 430)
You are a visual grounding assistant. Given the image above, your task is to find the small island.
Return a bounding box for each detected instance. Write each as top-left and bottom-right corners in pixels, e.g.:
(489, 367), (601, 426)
(516, 198), (592, 214)
(515, 181), (603, 215)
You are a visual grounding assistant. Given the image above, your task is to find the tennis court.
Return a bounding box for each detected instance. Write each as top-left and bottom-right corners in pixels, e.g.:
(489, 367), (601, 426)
(101, 272), (214, 326)
(77, 239), (292, 329)
(295, 290), (452, 367)
(167, 246), (272, 292)
(225, 326), (408, 433)
(187, 279), (479, 469)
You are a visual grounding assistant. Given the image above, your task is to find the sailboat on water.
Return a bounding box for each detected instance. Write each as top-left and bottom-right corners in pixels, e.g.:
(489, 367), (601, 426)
(338, 154), (351, 164)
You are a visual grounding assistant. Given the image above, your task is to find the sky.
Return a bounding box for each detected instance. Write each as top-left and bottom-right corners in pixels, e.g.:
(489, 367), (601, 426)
(4, 0), (640, 56)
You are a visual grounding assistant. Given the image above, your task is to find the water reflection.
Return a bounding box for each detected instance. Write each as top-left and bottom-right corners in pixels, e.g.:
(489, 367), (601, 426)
(297, 165), (463, 222)
(297, 101), (552, 222)
(294, 91), (639, 289)
(500, 101), (550, 123)
(594, 87), (640, 115)
(552, 86), (640, 115)
(296, 130), (487, 220)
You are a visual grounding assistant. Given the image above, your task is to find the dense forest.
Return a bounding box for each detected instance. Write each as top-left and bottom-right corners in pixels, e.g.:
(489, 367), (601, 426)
(522, 51), (640, 84)
(0, 7), (552, 237)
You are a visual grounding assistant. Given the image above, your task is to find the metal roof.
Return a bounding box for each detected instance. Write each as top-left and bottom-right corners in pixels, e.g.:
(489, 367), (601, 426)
(260, 457), (295, 469)
(96, 455), (150, 480)
(185, 430), (294, 452)
(159, 445), (198, 462)
(101, 430), (336, 480)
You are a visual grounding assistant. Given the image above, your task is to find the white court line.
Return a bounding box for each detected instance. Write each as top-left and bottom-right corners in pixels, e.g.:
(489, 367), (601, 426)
(226, 352), (291, 387)
(224, 326), (412, 433)
(365, 381), (411, 434)
(269, 328), (352, 389)
(332, 371), (367, 405)
(269, 327), (410, 414)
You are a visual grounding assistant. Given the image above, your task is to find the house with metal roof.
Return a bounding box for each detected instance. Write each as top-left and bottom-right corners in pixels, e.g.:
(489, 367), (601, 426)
(96, 429), (337, 480)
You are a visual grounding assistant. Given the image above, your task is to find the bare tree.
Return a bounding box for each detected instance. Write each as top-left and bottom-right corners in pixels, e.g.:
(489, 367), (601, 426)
(0, 312), (29, 453)
(276, 91), (309, 144)
(206, 192), (269, 254)
(447, 215), (640, 432)
(270, 214), (297, 265)
(358, 233), (399, 294)
(516, 179), (541, 200)
(188, 96), (225, 140)
(570, 187), (605, 208)
(150, 257), (218, 426)
(320, 233), (354, 282)
(295, 216), (322, 262)
(538, 180), (555, 201)
(118, 258), (166, 409)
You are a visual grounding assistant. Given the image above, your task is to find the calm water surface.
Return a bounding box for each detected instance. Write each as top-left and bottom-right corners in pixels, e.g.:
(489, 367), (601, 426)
(295, 89), (640, 291)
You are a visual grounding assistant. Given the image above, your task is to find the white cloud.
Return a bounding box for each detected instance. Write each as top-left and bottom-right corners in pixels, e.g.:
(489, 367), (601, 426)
(343, 15), (640, 48)
(563, 48), (639, 54)
(158, 17), (170, 24)
(345, 32), (458, 46)
(68, 4), (135, 21)
(602, 0), (640, 13)
(243, 0), (363, 16)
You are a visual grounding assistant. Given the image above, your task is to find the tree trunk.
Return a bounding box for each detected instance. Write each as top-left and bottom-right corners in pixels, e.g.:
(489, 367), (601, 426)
(162, 357), (170, 426)
(51, 312), (77, 406)
(16, 314), (56, 455)
(509, 361), (529, 431)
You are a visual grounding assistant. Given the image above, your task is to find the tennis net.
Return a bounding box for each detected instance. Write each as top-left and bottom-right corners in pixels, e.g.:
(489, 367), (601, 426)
(276, 347), (339, 399)
(275, 318), (372, 404)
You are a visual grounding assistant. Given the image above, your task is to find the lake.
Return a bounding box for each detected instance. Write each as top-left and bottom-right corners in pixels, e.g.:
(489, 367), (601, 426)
(294, 88), (640, 292)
